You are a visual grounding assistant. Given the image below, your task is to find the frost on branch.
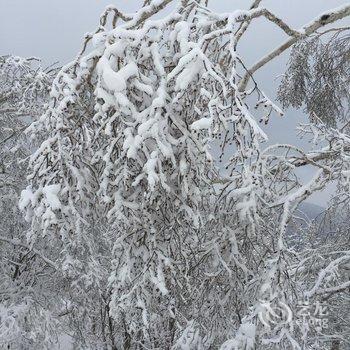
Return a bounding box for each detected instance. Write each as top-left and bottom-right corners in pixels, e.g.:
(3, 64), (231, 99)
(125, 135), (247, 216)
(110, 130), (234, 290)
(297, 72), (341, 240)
(23, 1), (275, 346)
(21, 1), (350, 349)
(278, 31), (350, 127)
(0, 56), (59, 349)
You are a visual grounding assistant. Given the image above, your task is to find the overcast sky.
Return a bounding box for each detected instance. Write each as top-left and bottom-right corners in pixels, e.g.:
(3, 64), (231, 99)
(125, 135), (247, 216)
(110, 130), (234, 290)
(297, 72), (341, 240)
(1, 0), (349, 205)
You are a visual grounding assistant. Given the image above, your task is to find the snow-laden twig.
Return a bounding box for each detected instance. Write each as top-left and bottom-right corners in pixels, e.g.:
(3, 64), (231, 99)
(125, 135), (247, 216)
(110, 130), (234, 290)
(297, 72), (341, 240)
(0, 236), (58, 270)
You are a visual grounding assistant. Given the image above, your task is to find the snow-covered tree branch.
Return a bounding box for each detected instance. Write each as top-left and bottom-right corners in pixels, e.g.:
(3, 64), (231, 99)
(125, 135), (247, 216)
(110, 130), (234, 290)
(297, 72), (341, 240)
(239, 4), (350, 91)
(1, 1), (350, 349)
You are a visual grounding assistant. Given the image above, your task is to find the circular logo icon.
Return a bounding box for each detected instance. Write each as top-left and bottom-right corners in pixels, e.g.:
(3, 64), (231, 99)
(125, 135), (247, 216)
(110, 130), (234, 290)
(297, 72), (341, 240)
(258, 300), (293, 328)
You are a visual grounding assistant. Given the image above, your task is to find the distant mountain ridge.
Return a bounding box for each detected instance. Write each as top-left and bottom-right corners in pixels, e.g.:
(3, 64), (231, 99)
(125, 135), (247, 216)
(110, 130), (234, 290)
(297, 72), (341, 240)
(298, 202), (325, 220)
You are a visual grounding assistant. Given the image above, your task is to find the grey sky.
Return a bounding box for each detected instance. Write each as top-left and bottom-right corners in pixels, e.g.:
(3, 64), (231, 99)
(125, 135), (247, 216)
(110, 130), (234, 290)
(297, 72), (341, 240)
(1, 1), (347, 65)
(1, 0), (349, 204)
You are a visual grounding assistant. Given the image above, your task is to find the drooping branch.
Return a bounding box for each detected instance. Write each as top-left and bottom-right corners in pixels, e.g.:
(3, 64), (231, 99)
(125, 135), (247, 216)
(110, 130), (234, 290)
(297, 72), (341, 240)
(306, 254), (350, 298)
(239, 4), (350, 91)
(0, 236), (58, 270)
(16, 1), (350, 348)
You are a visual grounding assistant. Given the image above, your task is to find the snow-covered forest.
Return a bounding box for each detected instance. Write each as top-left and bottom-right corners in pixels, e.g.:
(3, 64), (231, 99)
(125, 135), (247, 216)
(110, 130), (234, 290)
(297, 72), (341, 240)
(1, 1), (350, 349)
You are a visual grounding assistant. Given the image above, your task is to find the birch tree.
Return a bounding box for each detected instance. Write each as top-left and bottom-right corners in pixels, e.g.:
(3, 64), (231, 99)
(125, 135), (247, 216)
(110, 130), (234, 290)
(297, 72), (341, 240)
(18, 1), (350, 349)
